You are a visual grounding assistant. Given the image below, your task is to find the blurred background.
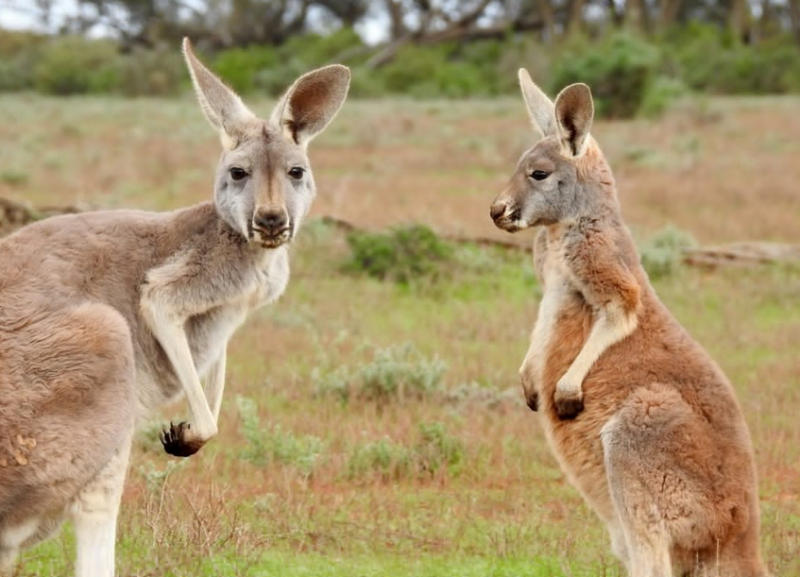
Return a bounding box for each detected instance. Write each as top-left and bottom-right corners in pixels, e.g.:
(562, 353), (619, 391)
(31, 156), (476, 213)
(1, 0), (799, 104)
(0, 2), (799, 576)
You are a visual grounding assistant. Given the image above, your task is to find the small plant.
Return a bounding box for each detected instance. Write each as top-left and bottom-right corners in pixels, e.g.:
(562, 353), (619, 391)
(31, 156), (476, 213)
(346, 437), (412, 481)
(344, 224), (453, 285)
(236, 396), (325, 475)
(639, 225), (696, 280)
(313, 343), (447, 405)
(413, 422), (464, 477)
(346, 423), (464, 482)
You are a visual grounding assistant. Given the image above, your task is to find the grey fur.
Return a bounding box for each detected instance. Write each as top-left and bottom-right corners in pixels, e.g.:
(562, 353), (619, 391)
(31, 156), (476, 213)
(0, 38), (350, 577)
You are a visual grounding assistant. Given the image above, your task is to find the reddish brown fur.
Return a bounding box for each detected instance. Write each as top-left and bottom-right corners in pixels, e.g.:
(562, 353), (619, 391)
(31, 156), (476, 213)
(492, 76), (768, 576)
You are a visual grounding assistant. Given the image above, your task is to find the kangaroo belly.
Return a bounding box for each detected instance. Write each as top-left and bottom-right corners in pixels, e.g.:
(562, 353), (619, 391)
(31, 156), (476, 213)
(533, 291), (619, 521)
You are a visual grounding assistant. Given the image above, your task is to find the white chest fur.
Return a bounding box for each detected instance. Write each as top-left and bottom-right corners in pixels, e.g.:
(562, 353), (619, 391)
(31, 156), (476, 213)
(520, 230), (577, 391)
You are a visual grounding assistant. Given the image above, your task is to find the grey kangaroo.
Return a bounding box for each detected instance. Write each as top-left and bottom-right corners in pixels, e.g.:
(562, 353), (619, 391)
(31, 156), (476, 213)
(0, 38), (350, 577)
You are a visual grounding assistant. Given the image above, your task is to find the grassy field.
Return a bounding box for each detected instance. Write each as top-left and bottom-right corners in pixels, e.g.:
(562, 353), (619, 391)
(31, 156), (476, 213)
(0, 94), (798, 576)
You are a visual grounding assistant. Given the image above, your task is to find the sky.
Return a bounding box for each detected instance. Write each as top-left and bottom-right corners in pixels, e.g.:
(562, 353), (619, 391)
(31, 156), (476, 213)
(0, 0), (390, 43)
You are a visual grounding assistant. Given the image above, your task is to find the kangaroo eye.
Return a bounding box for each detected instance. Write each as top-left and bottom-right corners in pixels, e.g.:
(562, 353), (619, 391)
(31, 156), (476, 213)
(531, 170), (550, 181)
(230, 167), (248, 181)
(288, 167), (305, 180)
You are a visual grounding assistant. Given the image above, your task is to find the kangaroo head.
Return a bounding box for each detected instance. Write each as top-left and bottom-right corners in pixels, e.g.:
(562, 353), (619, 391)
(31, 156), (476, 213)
(183, 38), (350, 248)
(491, 69), (601, 232)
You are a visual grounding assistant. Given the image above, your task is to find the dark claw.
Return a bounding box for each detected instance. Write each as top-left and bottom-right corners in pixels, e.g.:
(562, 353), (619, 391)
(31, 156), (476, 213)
(526, 391), (539, 412)
(160, 421), (205, 458)
(555, 397), (584, 420)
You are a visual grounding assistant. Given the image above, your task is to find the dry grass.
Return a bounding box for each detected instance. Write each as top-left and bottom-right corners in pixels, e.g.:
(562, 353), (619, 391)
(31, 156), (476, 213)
(1, 94), (798, 576)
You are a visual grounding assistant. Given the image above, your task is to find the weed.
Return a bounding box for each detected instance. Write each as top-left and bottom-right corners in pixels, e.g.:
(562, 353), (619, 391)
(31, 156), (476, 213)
(346, 423), (464, 482)
(313, 343), (447, 405)
(413, 422), (464, 478)
(344, 224), (453, 285)
(236, 396), (326, 475)
(639, 225), (696, 280)
(0, 169), (29, 186)
(346, 437), (412, 481)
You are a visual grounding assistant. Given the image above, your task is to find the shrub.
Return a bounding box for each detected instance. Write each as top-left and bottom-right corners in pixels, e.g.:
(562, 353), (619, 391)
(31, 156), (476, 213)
(663, 24), (800, 94)
(639, 75), (688, 117)
(345, 224), (453, 285)
(313, 343), (447, 405)
(236, 396), (325, 475)
(34, 36), (122, 95)
(214, 46), (278, 94)
(413, 422), (464, 477)
(119, 46), (185, 96)
(551, 32), (661, 118)
(346, 423), (464, 482)
(346, 437), (412, 481)
(639, 225), (696, 280)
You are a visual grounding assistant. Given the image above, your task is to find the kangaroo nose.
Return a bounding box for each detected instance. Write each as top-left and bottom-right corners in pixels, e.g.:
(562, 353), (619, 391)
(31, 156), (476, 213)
(254, 209), (288, 232)
(490, 203), (506, 221)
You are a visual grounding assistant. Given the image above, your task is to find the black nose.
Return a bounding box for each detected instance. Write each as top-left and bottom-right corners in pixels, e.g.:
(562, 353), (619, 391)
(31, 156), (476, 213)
(490, 203), (506, 221)
(254, 209), (288, 232)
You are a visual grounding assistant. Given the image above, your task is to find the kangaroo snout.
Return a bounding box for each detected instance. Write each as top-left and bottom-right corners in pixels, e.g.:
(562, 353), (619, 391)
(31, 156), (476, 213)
(253, 208), (291, 247)
(490, 199), (522, 231)
(489, 202), (507, 221)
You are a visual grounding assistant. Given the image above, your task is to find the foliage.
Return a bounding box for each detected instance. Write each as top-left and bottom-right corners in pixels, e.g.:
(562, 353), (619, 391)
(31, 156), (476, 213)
(236, 396), (326, 474)
(413, 421), (464, 477)
(346, 437), (412, 481)
(313, 343), (447, 405)
(118, 46), (185, 96)
(34, 36), (123, 95)
(346, 422), (464, 481)
(345, 224), (454, 285)
(551, 33), (662, 118)
(663, 24), (800, 95)
(1, 24), (799, 108)
(639, 225), (696, 280)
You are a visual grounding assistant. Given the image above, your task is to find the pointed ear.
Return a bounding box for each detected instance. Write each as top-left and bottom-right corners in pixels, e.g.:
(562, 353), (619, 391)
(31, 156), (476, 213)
(270, 64), (351, 148)
(182, 37), (255, 148)
(554, 83), (594, 157)
(518, 68), (556, 139)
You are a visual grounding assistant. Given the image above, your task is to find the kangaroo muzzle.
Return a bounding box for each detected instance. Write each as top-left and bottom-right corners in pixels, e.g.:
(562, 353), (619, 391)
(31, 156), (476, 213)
(252, 208), (291, 247)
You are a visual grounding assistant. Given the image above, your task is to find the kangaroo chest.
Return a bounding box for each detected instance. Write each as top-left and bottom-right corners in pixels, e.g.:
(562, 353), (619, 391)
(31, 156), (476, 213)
(187, 248), (290, 375)
(524, 239), (578, 391)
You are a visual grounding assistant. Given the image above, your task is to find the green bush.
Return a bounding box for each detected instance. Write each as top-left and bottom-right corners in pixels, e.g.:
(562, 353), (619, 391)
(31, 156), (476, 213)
(551, 32), (661, 118)
(214, 46), (278, 94)
(346, 437), (412, 481)
(120, 46), (185, 96)
(663, 24), (800, 94)
(346, 423), (464, 481)
(34, 36), (122, 95)
(413, 422), (464, 477)
(345, 224), (453, 285)
(313, 343), (447, 405)
(639, 225), (696, 280)
(639, 75), (688, 117)
(236, 396), (325, 475)
(214, 28), (364, 95)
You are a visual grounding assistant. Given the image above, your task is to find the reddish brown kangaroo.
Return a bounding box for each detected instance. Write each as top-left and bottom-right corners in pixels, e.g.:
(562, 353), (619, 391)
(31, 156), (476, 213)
(490, 70), (769, 577)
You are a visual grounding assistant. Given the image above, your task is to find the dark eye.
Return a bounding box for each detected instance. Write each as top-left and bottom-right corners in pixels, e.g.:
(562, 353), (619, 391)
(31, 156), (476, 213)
(531, 170), (550, 181)
(288, 167), (305, 180)
(230, 167), (248, 181)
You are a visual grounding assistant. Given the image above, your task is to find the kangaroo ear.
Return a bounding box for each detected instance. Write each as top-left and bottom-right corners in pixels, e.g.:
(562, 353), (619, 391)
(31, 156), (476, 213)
(554, 83), (594, 157)
(518, 68), (556, 139)
(182, 37), (255, 148)
(270, 64), (351, 148)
